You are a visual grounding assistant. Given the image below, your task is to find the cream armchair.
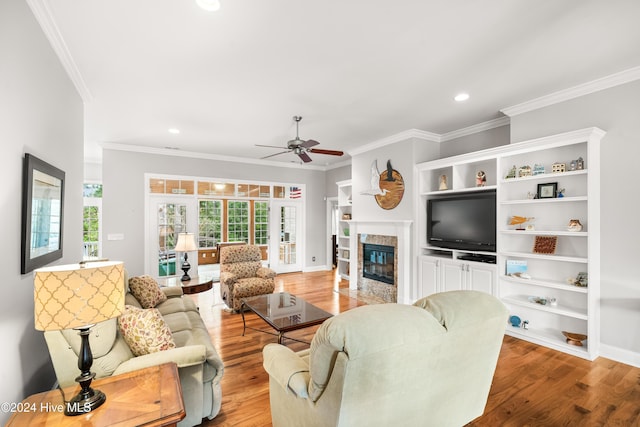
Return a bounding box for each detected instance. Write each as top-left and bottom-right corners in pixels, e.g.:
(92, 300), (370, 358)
(219, 244), (276, 312)
(263, 290), (508, 427)
(44, 283), (224, 427)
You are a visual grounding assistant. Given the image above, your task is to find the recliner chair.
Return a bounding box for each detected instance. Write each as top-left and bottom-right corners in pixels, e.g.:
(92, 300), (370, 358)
(263, 290), (508, 427)
(219, 244), (276, 312)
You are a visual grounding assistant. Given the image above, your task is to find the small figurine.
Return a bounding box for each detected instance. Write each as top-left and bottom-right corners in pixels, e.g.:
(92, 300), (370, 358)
(567, 219), (583, 232)
(509, 215), (535, 230)
(439, 174), (448, 190)
(518, 165), (532, 177)
(552, 162), (566, 173)
(476, 170), (486, 187)
(527, 191), (538, 199)
(505, 165), (517, 179)
(533, 164), (545, 175)
(570, 159), (577, 171)
(576, 157), (584, 170)
(557, 188), (565, 198)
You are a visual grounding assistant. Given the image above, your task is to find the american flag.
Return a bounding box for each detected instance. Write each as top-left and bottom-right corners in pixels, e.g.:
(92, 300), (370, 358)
(289, 186), (302, 199)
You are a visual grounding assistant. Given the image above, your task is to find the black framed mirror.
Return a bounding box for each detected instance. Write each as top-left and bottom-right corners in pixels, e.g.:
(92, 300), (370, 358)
(21, 154), (65, 274)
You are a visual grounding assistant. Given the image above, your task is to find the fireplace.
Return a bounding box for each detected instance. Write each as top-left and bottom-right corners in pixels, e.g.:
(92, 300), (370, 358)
(363, 243), (394, 285)
(349, 220), (412, 304)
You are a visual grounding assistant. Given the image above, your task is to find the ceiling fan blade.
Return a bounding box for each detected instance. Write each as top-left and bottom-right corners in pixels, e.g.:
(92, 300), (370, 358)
(308, 148), (344, 156)
(297, 151), (313, 163)
(256, 144), (288, 149)
(300, 139), (320, 148)
(261, 150), (291, 159)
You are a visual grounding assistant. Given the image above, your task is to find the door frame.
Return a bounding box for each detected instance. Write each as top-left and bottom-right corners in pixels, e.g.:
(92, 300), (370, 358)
(269, 199), (304, 273)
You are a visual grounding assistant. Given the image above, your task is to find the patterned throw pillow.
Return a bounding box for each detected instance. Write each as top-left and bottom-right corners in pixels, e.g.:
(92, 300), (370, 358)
(128, 275), (167, 308)
(117, 305), (175, 356)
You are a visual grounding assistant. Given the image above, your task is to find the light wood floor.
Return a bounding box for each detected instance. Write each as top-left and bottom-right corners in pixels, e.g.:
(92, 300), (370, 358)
(190, 270), (640, 427)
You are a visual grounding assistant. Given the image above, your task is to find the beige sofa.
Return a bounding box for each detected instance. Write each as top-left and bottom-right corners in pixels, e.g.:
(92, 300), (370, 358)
(44, 278), (224, 427)
(263, 290), (508, 427)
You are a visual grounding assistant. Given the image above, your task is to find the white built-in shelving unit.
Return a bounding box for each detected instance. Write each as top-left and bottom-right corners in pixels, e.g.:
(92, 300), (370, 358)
(336, 180), (352, 281)
(415, 127), (604, 360)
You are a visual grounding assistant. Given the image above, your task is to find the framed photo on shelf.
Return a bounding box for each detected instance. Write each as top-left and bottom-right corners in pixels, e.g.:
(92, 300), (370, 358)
(537, 182), (557, 199)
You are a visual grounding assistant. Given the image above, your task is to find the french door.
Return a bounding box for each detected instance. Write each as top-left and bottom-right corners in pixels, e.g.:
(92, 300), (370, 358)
(147, 197), (197, 277)
(269, 200), (302, 273)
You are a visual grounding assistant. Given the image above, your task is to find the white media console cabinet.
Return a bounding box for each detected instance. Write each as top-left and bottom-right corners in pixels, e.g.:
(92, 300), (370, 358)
(415, 127), (604, 360)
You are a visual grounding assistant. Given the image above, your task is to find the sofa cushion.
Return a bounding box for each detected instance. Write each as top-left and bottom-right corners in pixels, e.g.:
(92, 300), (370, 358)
(128, 275), (167, 308)
(118, 305), (176, 356)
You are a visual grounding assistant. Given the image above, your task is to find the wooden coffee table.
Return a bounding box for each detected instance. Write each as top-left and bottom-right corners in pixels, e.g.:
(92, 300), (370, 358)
(6, 363), (185, 427)
(240, 292), (333, 344)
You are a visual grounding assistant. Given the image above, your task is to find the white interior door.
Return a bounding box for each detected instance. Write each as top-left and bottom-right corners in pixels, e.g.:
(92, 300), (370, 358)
(270, 200), (303, 273)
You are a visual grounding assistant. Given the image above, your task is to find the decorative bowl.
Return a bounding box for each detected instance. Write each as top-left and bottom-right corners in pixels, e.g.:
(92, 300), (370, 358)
(562, 331), (587, 346)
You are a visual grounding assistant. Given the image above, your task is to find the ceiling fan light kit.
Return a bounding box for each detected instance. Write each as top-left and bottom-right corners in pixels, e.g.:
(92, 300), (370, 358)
(256, 116), (344, 163)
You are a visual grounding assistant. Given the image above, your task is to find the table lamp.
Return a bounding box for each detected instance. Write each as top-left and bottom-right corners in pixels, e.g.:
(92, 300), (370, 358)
(175, 232), (197, 281)
(34, 261), (125, 416)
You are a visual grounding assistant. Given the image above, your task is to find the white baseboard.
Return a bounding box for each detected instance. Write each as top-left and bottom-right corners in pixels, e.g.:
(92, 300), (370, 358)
(599, 343), (640, 368)
(302, 265), (331, 273)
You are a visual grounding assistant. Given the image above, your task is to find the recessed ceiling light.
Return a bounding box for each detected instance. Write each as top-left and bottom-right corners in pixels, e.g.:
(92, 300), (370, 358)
(196, 0), (221, 12)
(454, 93), (470, 102)
(168, 128), (180, 134)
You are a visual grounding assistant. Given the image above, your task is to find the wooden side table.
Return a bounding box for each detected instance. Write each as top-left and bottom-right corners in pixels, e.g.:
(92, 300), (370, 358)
(6, 363), (185, 427)
(158, 274), (214, 295)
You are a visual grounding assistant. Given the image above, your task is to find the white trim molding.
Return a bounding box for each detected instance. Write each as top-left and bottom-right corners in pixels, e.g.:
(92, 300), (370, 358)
(348, 129), (441, 157)
(102, 142), (332, 171)
(501, 66), (640, 117)
(600, 343), (640, 368)
(27, 0), (93, 102)
(440, 116), (510, 142)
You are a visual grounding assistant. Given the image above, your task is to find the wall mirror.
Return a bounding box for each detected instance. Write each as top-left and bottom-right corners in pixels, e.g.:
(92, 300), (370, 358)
(21, 154), (65, 274)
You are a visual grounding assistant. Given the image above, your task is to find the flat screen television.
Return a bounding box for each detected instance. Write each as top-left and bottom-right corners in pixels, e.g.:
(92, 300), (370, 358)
(427, 190), (496, 252)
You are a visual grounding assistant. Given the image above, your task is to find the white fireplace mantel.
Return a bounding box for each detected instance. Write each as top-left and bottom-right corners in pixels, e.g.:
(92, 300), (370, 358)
(349, 220), (413, 304)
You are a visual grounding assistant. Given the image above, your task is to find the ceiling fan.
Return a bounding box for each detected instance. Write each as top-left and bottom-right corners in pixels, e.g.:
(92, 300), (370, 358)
(257, 116), (344, 163)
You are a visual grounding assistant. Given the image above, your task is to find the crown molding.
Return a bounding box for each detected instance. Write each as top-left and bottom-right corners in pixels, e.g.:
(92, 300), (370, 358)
(440, 116), (510, 142)
(347, 129), (441, 157)
(501, 66), (640, 117)
(100, 142), (335, 171)
(27, 0), (93, 102)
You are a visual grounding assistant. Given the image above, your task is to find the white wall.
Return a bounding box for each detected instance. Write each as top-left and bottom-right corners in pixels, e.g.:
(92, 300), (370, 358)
(510, 80), (640, 362)
(325, 164), (351, 198)
(102, 149), (330, 274)
(352, 139), (420, 221)
(0, 0), (84, 419)
(440, 125), (510, 158)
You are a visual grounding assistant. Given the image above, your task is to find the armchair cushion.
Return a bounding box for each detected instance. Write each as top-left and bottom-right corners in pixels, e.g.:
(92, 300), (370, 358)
(118, 305), (176, 356)
(263, 344), (310, 398)
(128, 275), (167, 308)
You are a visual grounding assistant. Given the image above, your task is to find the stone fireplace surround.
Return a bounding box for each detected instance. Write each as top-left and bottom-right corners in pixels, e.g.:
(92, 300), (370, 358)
(348, 220), (412, 304)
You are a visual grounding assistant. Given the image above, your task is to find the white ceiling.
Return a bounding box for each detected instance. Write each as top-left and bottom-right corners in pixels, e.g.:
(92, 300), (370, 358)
(36, 0), (640, 166)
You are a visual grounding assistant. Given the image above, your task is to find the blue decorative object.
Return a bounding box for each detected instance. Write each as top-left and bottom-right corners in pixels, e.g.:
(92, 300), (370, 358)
(509, 315), (521, 327)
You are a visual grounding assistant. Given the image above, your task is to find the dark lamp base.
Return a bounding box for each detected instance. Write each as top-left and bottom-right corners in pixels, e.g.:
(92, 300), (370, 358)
(64, 387), (106, 416)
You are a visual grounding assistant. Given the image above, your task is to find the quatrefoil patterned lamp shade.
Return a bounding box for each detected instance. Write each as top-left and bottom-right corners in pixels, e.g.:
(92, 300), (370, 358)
(34, 261), (125, 331)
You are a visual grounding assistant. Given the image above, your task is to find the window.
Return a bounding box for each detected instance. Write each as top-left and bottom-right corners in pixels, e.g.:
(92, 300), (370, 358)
(83, 206), (99, 257)
(199, 200), (222, 248)
(83, 184), (102, 259)
(254, 201), (269, 245)
(227, 201), (249, 242)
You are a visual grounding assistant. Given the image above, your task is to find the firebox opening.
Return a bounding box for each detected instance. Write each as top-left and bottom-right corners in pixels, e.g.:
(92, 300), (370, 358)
(363, 243), (395, 285)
